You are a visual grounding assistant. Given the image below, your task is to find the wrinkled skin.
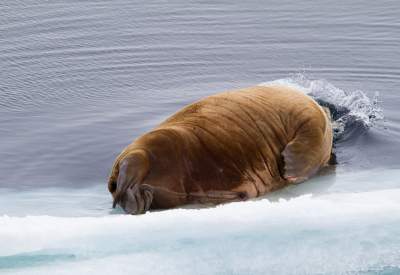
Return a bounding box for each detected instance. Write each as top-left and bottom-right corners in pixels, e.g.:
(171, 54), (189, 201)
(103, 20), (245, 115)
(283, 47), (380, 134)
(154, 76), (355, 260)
(108, 85), (333, 214)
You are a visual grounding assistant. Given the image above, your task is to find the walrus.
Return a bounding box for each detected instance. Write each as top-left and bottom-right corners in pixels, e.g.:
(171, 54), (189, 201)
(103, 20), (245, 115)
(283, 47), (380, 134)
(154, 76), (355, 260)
(108, 85), (333, 214)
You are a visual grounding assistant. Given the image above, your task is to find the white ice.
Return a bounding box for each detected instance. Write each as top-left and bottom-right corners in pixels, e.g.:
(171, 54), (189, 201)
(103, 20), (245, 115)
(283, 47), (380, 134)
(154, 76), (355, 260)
(1, 168), (400, 275)
(0, 78), (395, 274)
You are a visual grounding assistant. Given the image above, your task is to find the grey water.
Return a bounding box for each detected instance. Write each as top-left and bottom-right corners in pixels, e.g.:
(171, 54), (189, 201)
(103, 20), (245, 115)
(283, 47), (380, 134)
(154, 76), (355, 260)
(1, 1), (400, 274)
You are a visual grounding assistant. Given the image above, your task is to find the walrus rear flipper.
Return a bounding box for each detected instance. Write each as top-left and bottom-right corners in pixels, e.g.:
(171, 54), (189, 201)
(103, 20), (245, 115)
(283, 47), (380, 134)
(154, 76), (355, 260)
(123, 184), (154, 215)
(113, 150), (152, 214)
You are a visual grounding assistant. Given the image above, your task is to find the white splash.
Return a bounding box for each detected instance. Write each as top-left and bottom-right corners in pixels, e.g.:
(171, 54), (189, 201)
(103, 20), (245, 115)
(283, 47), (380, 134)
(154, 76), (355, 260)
(260, 74), (384, 141)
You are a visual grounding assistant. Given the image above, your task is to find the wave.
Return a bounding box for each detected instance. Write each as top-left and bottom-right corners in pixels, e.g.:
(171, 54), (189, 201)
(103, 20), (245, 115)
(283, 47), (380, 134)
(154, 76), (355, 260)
(260, 74), (384, 143)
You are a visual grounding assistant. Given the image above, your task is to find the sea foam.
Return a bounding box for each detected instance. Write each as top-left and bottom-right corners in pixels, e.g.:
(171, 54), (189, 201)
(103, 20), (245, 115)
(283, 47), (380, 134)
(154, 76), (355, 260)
(260, 75), (384, 142)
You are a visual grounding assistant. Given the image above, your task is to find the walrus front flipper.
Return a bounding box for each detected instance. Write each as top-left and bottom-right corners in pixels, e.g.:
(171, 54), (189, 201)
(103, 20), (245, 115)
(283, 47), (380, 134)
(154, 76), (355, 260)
(207, 190), (248, 200)
(282, 116), (332, 184)
(282, 141), (312, 184)
(189, 190), (248, 204)
(151, 187), (247, 206)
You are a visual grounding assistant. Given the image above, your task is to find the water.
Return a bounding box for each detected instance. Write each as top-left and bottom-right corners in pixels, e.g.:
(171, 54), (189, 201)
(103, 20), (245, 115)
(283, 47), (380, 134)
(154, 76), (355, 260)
(1, 0), (400, 274)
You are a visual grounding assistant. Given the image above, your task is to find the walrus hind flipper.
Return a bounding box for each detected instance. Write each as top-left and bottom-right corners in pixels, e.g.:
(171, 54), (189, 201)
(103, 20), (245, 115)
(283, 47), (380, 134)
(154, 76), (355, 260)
(122, 184), (154, 215)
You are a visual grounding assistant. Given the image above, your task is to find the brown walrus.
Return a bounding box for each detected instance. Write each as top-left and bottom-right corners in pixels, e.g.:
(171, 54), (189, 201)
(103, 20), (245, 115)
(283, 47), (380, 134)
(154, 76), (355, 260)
(108, 85), (333, 214)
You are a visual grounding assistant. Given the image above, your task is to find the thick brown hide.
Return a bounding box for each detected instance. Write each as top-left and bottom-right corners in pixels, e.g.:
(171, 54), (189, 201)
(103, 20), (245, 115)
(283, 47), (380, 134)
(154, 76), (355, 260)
(108, 85), (333, 214)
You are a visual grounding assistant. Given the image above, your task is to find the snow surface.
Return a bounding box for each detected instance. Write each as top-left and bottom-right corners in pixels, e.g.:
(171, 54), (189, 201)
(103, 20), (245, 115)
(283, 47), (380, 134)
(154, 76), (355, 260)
(0, 77), (396, 274)
(1, 168), (400, 275)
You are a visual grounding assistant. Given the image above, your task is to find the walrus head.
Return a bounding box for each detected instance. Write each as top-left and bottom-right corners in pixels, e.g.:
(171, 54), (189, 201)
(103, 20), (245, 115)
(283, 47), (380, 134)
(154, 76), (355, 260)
(108, 149), (154, 215)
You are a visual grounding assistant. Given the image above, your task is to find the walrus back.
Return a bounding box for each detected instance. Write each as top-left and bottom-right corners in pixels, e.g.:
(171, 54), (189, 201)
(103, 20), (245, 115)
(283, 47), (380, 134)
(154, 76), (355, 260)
(109, 85), (333, 213)
(154, 85), (328, 195)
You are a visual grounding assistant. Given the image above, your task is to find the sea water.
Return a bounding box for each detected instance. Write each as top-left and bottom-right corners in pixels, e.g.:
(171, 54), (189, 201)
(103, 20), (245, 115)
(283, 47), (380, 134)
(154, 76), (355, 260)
(1, 76), (397, 274)
(1, 1), (400, 274)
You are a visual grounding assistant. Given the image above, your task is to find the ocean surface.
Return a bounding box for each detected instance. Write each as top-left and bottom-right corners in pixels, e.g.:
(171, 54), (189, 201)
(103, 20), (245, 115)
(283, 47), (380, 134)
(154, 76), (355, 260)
(1, 1), (400, 274)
